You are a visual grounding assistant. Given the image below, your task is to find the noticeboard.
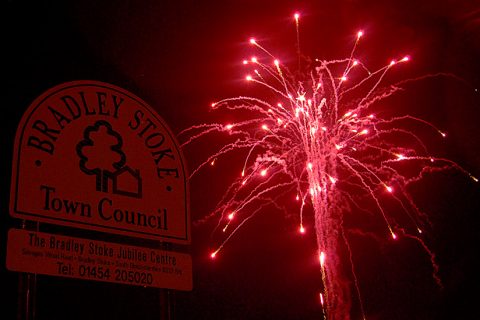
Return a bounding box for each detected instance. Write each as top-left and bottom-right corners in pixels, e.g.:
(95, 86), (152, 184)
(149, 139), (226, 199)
(7, 229), (192, 290)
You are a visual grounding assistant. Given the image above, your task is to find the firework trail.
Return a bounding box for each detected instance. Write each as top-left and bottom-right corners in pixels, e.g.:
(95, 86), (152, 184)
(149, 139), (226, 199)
(180, 13), (477, 319)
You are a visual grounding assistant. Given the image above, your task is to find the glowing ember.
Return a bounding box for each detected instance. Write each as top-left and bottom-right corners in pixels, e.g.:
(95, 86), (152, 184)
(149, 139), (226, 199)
(299, 225), (306, 234)
(319, 251), (326, 268)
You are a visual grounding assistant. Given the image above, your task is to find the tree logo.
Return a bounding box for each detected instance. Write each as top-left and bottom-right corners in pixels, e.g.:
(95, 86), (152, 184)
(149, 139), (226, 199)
(76, 120), (142, 198)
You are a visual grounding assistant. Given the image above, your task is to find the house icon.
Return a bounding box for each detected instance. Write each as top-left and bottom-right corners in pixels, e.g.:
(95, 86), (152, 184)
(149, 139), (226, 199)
(111, 166), (142, 198)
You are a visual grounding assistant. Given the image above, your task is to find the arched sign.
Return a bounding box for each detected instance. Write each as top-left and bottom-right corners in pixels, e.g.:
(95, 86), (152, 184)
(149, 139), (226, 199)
(10, 81), (190, 244)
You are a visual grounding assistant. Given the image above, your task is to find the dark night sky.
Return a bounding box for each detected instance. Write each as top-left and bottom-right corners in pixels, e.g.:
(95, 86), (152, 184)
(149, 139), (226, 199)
(2, 1), (480, 319)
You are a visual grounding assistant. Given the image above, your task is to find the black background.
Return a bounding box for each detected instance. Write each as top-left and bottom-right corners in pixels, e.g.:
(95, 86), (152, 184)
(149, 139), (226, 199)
(3, 1), (480, 319)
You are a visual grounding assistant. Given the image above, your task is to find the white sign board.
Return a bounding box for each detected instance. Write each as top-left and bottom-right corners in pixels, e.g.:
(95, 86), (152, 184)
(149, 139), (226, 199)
(10, 81), (190, 243)
(7, 229), (192, 290)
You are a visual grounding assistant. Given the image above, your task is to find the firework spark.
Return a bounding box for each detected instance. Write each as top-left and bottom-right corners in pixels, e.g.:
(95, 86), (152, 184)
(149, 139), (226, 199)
(180, 13), (477, 319)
